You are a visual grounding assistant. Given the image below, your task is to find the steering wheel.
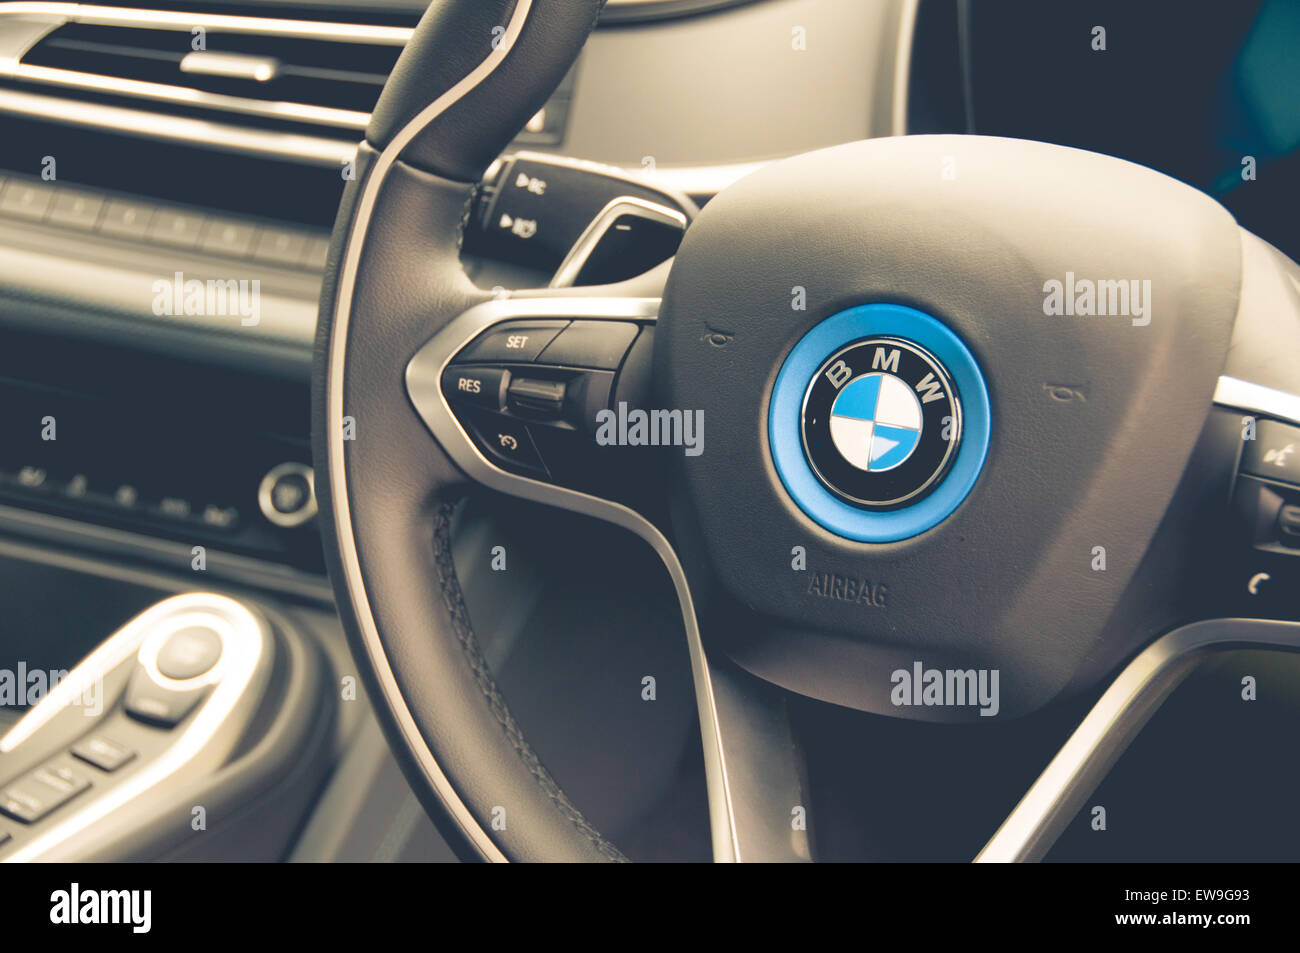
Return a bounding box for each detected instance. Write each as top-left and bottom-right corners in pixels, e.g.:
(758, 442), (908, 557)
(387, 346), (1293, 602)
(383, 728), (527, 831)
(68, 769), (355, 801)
(313, 0), (1300, 862)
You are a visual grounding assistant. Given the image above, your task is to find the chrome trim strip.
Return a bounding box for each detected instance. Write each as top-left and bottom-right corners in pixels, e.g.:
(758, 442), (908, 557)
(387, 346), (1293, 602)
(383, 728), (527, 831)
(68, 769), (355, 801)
(0, 3), (410, 44)
(0, 10), (60, 70)
(179, 51), (280, 84)
(1, 592), (273, 862)
(0, 87), (358, 165)
(403, 295), (741, 862)
(976, 617), (1300, 863)
(8, 62), (371, 129)
(325, 0), (526, 866)
(1214, 375), (1300, 427)
(548, 195), (686, 288)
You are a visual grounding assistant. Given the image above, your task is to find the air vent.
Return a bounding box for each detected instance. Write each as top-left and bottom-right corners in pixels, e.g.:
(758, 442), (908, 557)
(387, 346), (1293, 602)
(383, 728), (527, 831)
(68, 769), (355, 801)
(0, 5), (413, 163)
(23, 22), (401, 122)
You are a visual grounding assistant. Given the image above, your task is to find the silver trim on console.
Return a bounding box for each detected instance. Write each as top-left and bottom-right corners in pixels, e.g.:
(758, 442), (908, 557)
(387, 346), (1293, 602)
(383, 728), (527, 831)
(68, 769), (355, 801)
(976, 618), (1300, 863)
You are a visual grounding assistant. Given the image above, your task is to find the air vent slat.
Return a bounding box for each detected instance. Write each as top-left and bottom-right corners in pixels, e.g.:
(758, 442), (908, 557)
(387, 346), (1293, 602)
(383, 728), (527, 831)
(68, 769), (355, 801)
(15, 20), (404, 126)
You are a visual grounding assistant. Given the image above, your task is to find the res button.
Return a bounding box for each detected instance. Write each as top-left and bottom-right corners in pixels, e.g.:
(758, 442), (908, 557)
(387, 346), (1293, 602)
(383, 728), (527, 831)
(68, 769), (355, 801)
(441, 365), (510, 410)
(454, 321), (568, 363)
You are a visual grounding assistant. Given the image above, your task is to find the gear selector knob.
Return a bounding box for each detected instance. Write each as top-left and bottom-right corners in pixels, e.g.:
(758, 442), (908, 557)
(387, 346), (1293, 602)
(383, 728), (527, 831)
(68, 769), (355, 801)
(155, 626), (224, 681)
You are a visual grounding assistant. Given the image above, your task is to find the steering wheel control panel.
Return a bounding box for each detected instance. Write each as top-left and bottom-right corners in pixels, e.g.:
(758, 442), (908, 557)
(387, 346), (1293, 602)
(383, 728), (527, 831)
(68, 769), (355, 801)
(464, 152), (690, 288)
(437, 315), (658, 497)
(1230, 415), (1300, 616)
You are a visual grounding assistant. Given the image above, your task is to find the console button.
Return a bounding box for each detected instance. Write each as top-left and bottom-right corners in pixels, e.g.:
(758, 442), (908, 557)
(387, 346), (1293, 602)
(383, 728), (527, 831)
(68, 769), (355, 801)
(0, 764), (91, 824)
(257, 462), (317, 529)
(536, 320), (639, 370)
(71, 736), (137, 773)
(200, 218), (257, 258)
(301, 236), (330, 270)
(1240, 419), (1300, 486)
(47, 190), (104, 231)
(99, 199), (153, 239)
(455, 321), (568, 364)
(0, 181), (53, 222)
(441, 365), (510, 410)
(156, 625), (223, 680)
(253, 227), (308, 268)
(200, 504), (239, 531)
(148, 209), (205, 249)
(461, 408), (547, 476)
(124, 675), (209, 727)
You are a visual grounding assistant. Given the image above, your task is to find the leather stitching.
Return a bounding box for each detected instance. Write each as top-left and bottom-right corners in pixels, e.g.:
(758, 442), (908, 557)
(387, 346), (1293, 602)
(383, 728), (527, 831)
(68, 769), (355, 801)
(430, 502), (629, 862)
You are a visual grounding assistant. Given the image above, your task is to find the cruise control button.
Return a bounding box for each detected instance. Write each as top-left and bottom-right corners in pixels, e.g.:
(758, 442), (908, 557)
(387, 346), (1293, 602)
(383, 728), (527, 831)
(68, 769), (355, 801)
(1278, 504), (1300, 542)
(536, 320), (639, 370)
(454, 321), (567, 364)
(440, 365), (510, 410)
(1240, 419), (1300, 486)
(507, 376), (567, 419)
(461, 408), (547, 476)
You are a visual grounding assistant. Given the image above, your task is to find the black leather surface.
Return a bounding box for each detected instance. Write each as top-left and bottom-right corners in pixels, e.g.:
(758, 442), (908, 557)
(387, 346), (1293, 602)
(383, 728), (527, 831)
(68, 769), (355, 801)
(316, 0), (626, 864)
(369, 0), (607, 183)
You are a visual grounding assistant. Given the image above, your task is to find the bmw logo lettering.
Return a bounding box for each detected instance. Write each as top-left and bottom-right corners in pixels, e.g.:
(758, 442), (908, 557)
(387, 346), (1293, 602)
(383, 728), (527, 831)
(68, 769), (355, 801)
(768, 304), (991, 542)
(801, 337), (960, 509)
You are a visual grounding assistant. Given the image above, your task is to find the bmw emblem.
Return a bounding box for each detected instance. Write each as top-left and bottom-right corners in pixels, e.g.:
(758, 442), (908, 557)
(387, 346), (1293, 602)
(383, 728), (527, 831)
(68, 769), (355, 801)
(801, 337), (961, 509)
(770, 304), (989, 542)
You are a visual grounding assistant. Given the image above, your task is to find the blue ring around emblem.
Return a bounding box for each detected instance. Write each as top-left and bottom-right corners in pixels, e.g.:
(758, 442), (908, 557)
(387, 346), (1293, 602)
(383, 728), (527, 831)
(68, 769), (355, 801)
(768, 303), (990, 542)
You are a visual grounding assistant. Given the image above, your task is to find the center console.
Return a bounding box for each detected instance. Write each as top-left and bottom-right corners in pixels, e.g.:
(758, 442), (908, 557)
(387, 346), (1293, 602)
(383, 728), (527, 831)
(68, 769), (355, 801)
(0, 587), (334, 862)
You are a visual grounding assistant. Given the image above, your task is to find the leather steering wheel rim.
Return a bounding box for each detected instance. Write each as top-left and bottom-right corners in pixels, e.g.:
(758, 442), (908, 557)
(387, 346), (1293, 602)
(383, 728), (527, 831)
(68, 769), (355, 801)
(313, 0), (628, 863)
